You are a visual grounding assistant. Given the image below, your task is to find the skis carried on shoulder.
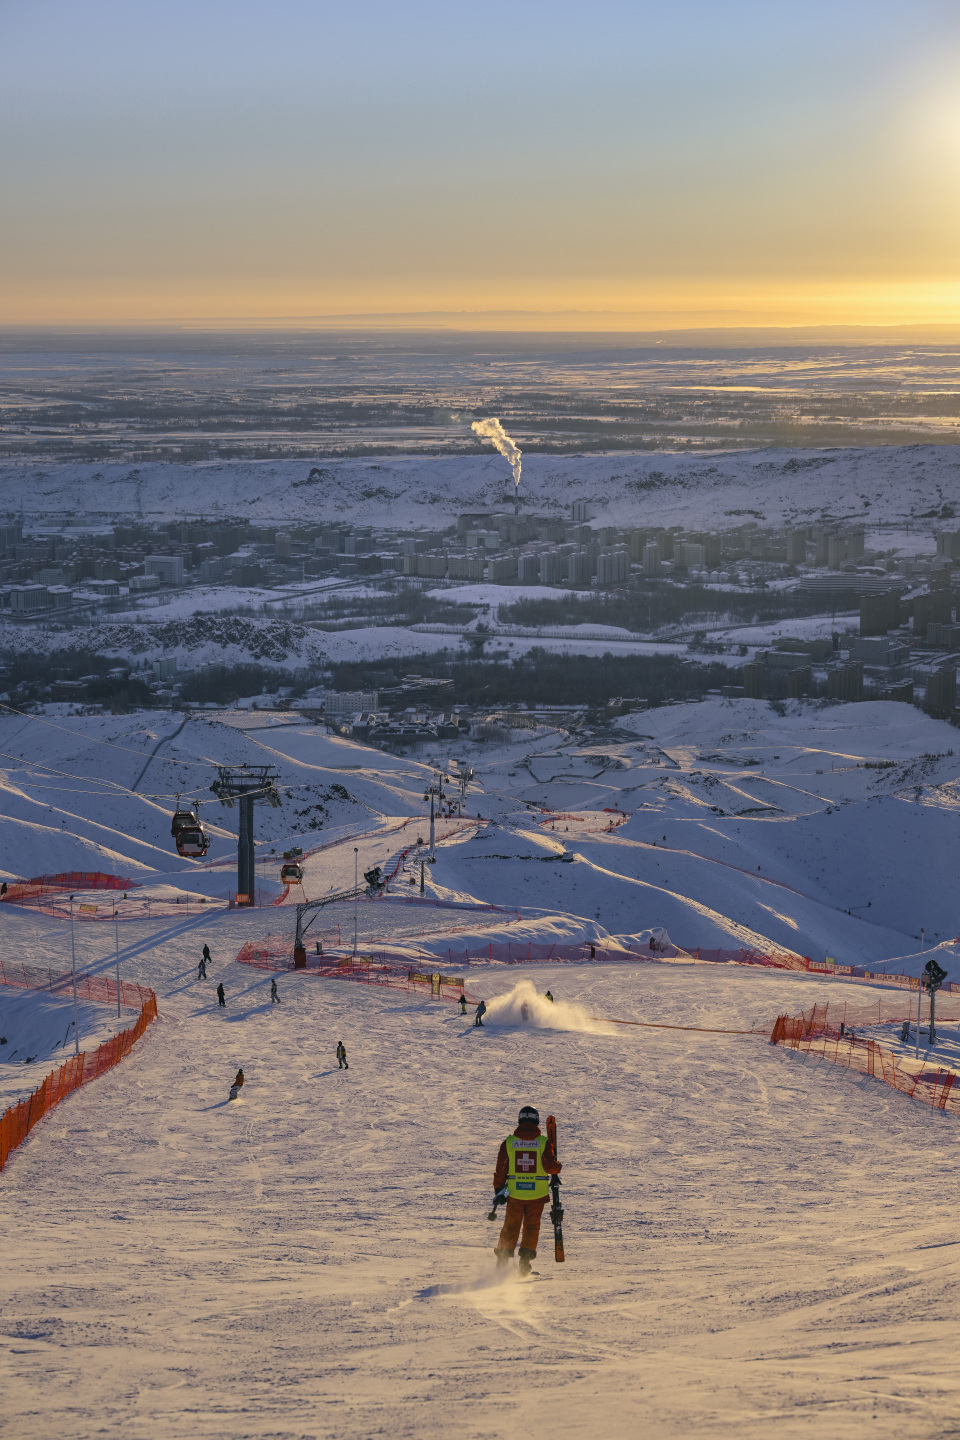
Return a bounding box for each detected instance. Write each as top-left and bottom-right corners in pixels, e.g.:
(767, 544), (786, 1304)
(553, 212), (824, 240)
(546, 1114), (565, 1263)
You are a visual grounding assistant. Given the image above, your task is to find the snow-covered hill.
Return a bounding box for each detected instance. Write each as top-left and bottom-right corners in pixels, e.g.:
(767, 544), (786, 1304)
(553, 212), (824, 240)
(3, 696), (959, 966)
(5, 443), (960, 527)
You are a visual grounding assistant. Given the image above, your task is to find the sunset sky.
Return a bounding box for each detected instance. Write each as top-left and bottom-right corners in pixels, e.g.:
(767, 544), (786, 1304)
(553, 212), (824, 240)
(4, 0), (960, 328)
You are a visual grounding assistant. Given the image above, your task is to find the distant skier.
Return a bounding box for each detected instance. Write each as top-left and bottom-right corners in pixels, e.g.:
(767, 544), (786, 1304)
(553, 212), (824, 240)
(459, 994), (468, 1015)
(474, 999), (487, 1027)
(202, 943), (211, 967)
(492, 1105), (561, 1276)
(229, 1067), (244, 1100)
(270, 978), (280, 1004)
(520, 1001), (530, 1023)
(198, 957), (206, 981)
(337, 1040), (348, 1070)
(545, 990), (554, 1003)
(217, 982), (226, 1008)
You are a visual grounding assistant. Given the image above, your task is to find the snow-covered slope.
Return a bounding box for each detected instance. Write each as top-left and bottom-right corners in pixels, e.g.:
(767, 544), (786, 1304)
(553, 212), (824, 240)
(3, 696), (959, 968)
(3, 910), (959, 1439)
(5, 443), (960, 527)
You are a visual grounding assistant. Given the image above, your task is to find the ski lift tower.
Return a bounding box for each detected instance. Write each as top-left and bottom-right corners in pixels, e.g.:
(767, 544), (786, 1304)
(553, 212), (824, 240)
(211, 765), (282, 906)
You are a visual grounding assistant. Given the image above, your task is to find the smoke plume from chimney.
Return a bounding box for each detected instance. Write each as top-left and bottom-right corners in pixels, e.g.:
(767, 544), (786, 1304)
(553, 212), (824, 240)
(471, 417), (522, 492)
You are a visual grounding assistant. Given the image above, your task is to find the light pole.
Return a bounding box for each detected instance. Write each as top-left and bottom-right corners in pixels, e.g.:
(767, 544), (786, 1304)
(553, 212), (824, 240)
(353, 847), (358, 956)
(915, 927), (925, 1058)
(114, 902), (121, 1019)
(69, 894), (80, 1056)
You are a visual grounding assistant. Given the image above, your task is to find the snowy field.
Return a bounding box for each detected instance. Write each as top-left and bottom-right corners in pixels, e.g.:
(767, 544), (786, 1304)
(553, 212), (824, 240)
(3, 911), (960, 1439)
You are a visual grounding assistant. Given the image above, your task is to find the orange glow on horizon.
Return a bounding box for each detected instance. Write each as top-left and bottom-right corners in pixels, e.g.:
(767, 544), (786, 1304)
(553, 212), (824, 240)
(5, 278), (960, 332)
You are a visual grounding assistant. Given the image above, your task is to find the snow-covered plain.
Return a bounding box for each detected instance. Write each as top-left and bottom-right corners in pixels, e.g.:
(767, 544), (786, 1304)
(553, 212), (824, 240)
(5, 696), (960, 1437)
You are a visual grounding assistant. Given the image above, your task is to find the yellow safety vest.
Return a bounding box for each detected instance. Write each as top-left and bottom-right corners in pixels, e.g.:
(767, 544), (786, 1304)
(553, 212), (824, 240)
(506, 1134), (550, 1200)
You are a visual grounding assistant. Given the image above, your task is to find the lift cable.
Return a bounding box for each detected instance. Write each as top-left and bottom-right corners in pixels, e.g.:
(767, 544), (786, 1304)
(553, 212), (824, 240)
(0, 700), (213, 768)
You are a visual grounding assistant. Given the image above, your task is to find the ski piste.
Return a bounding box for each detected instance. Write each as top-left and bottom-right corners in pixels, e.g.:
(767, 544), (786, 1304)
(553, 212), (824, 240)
(547, 1114), (565, 1263)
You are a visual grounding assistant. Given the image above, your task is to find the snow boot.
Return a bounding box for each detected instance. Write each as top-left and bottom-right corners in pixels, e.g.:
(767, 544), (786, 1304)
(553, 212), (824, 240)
(495, 1247), (514, 1269)
(518, 1247), (536, 1276)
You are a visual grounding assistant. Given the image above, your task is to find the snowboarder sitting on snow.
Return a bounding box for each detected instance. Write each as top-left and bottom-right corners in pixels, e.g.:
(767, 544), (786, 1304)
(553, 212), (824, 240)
(459, 994), (468, 1015)
(217, 982), (226, 1008)
(233, 1068), (244, 1089)
(337, 1040), (348, 1070)
(474, 999), (487, 1027)
(270, 978), (280, 1004)
(545, 990), (554, 1003)
(493, 1105), (561, 1276)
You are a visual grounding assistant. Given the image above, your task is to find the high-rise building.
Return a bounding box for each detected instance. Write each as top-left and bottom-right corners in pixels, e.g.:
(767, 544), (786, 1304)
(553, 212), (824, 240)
(925, 666), (957, 717)
(565, 551), (591, 586)
(596, 550), (630, 584)
(913, 589), (952, 638)
(742, 662), (764, 698)
(538, 550), (564, 585)
(860, 590), (902, 636)
(936, 531), (960, 561)
(786, 530), (808, 565)
(488, 555), (518, 583)
(827, 661), (863, 702)
(517, 553), (541, 584)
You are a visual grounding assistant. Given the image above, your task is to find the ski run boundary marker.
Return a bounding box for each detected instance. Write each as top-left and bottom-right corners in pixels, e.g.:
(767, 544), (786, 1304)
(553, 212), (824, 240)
(770, 998), (960, 1115)
(0, 974), (159, 1173)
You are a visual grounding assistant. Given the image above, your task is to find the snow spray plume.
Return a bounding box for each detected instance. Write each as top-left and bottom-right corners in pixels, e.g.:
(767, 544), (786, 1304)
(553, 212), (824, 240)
(482, 980), (612, 1035)
(471, 418), (522, 491)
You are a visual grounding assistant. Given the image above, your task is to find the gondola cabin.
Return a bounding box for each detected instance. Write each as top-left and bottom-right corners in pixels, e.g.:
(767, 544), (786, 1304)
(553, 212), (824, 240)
(176, 823), (209, 858)
(171, 802), (200, 837)
(280, 859), (304, 885)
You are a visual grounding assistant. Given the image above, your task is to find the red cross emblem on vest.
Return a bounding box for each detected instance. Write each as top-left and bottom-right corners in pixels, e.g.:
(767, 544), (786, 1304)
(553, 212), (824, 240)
(515, 1148), (538, 1173)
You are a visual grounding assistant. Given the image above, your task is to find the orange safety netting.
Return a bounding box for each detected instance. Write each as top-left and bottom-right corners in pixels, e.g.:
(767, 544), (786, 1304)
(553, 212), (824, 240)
(0, 989), (159, 1173)
(770, 999), (960, 1114)
(2, 871), (140, 902)
(309, 956), (475, 1003)
(0, 958), (155, 1010)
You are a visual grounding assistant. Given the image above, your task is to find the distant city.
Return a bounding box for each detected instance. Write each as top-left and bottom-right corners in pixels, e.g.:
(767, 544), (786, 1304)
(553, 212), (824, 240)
(2, 500), (958, 727)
